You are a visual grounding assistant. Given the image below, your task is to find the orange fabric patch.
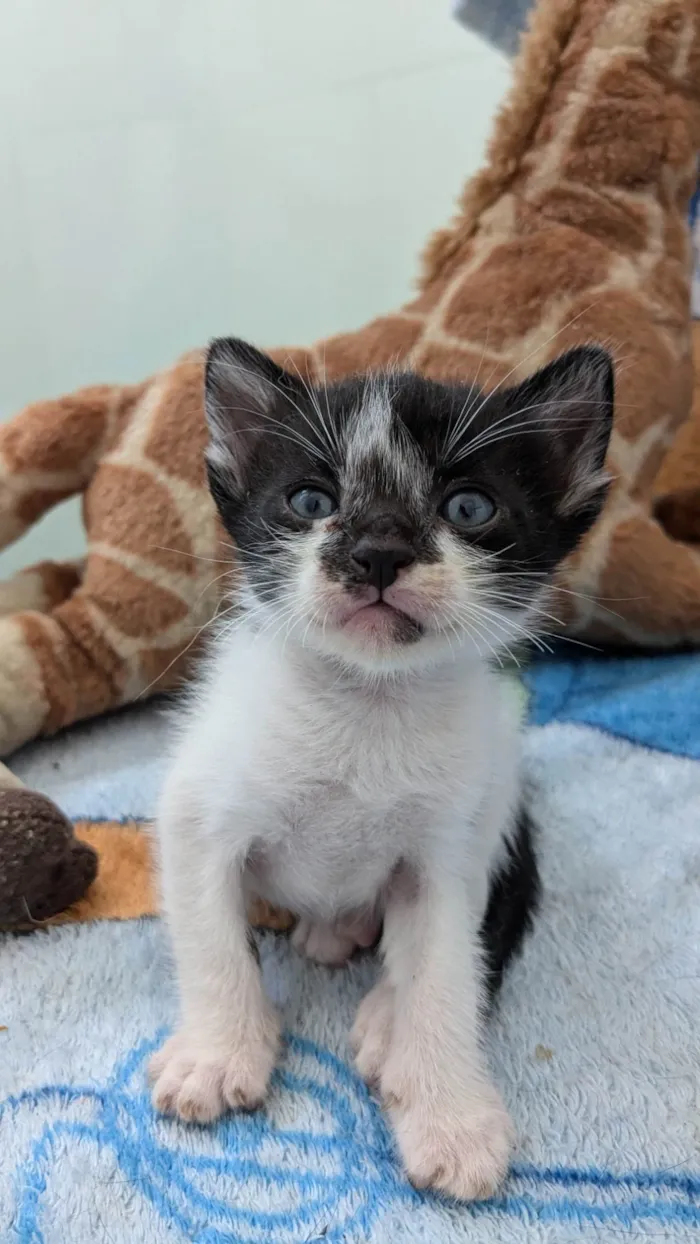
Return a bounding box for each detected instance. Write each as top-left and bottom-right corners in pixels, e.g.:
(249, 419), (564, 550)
(52, 821), (158, 923)
(48, 821), (295, 932)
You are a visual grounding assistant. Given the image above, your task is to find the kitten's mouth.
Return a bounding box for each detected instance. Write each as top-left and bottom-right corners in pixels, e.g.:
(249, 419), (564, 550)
(340, 600), (423, 644)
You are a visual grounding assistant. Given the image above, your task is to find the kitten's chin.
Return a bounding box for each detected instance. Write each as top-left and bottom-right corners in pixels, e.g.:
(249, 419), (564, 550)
(340, 602), (423, 645)
(303, 608), (459, 676)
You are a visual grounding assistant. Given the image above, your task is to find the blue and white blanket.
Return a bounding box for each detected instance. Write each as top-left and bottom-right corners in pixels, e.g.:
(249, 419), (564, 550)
(3, 14), (700, 1227)
(1, 649), (699, 1243)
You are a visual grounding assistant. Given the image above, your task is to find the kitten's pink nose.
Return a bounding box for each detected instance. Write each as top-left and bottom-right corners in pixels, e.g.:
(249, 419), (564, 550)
(350, 540), (415, 592)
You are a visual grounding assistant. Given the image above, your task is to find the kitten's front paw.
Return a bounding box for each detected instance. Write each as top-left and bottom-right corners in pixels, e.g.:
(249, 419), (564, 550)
(385, 1077), (514, 1201)
(350, 978), (394, 1087)
(149, 1012), (280, 1124)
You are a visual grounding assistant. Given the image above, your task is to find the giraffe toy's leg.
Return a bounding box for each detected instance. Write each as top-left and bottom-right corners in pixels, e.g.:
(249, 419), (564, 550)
(0, 612), (57, 755)
(570, 509), (700, 647)
(0, 385), (144, 550)
(0, 554), (211, 757)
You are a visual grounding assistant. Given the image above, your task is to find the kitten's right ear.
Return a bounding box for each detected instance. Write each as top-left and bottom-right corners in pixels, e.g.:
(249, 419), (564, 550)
(204, 337), (301, 493)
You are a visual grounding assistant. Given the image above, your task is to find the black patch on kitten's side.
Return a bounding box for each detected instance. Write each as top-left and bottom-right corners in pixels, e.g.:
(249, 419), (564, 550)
(480, 803), (540, 1006)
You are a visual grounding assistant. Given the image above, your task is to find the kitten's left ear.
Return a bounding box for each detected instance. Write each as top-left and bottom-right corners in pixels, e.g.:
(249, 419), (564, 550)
(204, 336), (304, 492)
(506, 344), (614, 523)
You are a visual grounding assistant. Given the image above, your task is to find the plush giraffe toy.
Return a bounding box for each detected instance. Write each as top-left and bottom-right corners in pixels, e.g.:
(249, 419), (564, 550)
(0, 0), (700, 925)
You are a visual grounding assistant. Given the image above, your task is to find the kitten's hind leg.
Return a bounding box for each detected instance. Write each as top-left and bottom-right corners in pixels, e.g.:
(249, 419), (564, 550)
(377, 857), (514, 1200)
(292, 910), (381, 967)
(480, 802), (541, 1004)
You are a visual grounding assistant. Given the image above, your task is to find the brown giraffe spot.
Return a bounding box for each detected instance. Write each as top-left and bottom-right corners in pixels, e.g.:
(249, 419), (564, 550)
(320, 317), (424, 379)
(138, 638), (204, 694)
(34, 560), (83, 610)
(564, 60), (676, 189)
(143, 358), (208, 489)
(82, 555), (190, 638)
(85, 463), (200, 577)
(1, 390), (111, 475)
(19, 603), (127, 733)
(442, 230), (610, 347)
(552, 289), (689, 455)
(645, 4), (695, 82)
(654, 486), (700, 543)
(597, 512), (700, 636)
(654, 324), (700, 498)
(517, 184), (651, 254)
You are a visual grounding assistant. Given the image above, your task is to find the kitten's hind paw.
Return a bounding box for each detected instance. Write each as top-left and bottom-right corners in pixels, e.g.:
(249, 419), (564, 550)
(292, 912), (380, 967)
(292, 917), (358, 966)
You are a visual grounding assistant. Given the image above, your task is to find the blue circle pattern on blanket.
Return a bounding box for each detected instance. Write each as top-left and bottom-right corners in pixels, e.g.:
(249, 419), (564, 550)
(6, 1033), (700, 1242)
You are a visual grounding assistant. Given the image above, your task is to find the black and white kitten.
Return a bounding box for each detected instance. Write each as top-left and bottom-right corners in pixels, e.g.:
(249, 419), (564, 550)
(150, 338), (613, 1201)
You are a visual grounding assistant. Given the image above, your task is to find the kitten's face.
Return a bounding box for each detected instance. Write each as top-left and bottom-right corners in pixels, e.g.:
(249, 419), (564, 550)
(204, 339), (613, 674)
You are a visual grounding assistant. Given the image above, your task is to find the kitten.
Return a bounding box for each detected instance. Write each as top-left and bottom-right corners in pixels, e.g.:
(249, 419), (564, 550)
(150, 337), (613, 1201)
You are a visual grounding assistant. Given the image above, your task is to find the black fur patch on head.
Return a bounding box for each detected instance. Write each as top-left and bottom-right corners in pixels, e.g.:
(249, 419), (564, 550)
(204, 336), (613, 618)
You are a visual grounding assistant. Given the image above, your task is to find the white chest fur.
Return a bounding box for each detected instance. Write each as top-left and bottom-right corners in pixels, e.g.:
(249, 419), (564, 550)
(162, 627), (520, 921)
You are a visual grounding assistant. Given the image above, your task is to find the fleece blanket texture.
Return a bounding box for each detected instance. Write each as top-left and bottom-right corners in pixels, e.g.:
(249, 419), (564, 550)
(1, 648), (699, 1243)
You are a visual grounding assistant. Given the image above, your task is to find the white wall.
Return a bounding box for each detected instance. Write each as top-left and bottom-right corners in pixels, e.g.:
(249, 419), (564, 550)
(0, 0), (508, 575)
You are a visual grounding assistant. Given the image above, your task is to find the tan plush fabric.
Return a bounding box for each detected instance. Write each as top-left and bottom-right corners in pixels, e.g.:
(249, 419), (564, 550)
(0, 0), (699, 758)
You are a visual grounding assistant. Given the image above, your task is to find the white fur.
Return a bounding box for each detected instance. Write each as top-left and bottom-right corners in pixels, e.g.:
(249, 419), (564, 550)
(343, 376), (430, 505)
(151, 614), (520, 1201)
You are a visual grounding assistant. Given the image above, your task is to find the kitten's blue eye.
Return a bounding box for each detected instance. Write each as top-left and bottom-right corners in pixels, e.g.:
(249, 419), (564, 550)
(442, 489), (496, 530)
(288, 487), (338, 521)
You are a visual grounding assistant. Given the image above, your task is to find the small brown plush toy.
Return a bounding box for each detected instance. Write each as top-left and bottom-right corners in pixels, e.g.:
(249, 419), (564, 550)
(0, 761), (98, 930)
